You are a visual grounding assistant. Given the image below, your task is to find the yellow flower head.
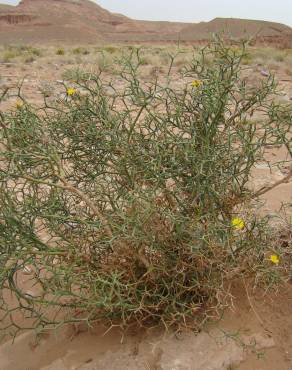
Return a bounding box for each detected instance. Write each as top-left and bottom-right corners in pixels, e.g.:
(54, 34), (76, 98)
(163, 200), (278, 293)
(269, 254), (280, 265)
(191, 80), (203, 88)
(16, 100), (24, 109)
(231, 217), (245, 230)
(67, 87), (77, 96)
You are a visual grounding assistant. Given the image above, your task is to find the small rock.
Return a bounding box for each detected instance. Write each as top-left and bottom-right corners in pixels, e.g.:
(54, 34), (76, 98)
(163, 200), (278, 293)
(281, 94), (290, 102)
(243, 333), (275, 350)
(260, 70), (269, 77)
(23, 266), (32, 275)
(24, 290), (37, 298)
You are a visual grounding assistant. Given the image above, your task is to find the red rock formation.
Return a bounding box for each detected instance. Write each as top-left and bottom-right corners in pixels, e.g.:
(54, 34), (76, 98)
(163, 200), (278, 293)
(0, 0), (290, 44)
(0, 14), (34, 24)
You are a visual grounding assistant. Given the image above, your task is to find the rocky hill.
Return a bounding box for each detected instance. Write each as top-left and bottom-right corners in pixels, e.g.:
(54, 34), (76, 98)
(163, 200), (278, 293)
(0, 0), (291, 45)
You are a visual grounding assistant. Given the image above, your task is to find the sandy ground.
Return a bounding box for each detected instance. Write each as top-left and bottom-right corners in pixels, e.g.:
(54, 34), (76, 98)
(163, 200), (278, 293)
(0, 282), (291, 370)
(0, 51), (291, 370)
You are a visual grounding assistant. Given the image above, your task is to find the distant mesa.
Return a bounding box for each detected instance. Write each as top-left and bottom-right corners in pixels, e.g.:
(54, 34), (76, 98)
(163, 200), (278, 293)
(0, 0), (291, 45)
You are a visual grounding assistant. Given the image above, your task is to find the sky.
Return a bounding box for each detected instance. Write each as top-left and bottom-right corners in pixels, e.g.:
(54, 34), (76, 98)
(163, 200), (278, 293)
(2, 0), (292, 27)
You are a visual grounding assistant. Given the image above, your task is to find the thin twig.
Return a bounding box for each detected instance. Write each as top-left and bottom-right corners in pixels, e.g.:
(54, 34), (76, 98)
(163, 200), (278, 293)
(253, 170), (292, 198)
(242, 278), (272, 334)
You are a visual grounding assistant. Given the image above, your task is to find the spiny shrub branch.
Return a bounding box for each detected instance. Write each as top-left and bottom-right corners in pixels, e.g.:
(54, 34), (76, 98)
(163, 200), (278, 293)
(0, 38), (291, 338)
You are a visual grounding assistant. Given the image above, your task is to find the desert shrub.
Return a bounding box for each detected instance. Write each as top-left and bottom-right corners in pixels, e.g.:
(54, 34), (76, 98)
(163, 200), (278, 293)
(273, 53), (285, 63)
(61, 68), (92, 81)
(241, 53), (253, 65)
(25, 46), (42, 57)
(16, 45), (42, 57)
(24, 56), (35, 64)
(96, 52), (115, 72)
(103, 46), (119, 54)
(1, 45), (42, 63)
(56, 48), (65, 56)
(72, 47), (90, 55)
(1, 50), (18, 62)
(1, 45), (22, 62)
(0, 38), (291, 338)
(246, 48), (288, 66)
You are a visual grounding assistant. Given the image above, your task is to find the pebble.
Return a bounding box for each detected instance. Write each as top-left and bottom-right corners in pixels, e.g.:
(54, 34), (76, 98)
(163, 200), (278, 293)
(281, 94), (290, 102)
(23, 266), (32, 275)
(260, 70), (269, 77)
(24, 290), (37, 298)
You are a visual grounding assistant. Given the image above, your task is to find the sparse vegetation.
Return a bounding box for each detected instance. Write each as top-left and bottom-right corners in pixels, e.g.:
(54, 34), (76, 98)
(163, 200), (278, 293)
(96, 52), (115, 72)
(103, 46), (119, 54)
(0, 44), (42, 63)
(1, 50), (18, 63)
(62, 67), (93, 81)
(0, 38), (291, 340)
(56, 48), (65, 56)
(240, 47), (291, 66)
(24, 55), (36, 64)
(72, 47), (90, 55)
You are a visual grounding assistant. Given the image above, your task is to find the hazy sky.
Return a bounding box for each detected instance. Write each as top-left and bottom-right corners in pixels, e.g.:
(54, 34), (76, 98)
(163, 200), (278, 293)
(2, 0), (292, 26)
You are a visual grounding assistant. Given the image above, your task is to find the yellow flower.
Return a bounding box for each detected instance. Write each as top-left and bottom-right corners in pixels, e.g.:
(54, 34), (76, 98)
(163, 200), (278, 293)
(269, 254), (280, 265)
(66, 87), (77, 96)
(231, 217), (245, 230)
(16, 100), (24, 109)
(191, 80), (203, 88)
